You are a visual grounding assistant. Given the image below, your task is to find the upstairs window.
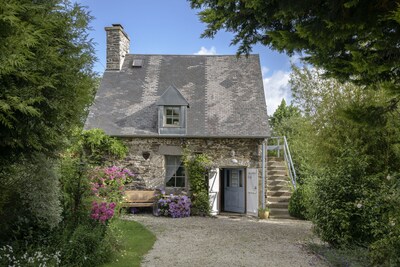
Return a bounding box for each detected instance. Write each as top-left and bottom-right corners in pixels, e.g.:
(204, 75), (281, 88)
(164, 106), (180, 127)
(165, 155), (185, 187)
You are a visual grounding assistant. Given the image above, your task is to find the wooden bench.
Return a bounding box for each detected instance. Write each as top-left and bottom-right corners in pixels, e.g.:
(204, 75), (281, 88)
(121, 190), (156, 208)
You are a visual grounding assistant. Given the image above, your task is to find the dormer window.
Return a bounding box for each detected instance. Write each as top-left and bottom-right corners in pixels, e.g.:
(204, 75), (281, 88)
(156, 85), (189, 135)
(164, 106), (180, 127)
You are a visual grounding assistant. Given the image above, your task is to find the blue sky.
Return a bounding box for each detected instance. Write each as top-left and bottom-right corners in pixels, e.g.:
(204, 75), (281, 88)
(76, 0), (294, 114)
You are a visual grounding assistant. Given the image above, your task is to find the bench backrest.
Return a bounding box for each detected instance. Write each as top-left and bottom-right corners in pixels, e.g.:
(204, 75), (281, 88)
(124, 190), (156, 203)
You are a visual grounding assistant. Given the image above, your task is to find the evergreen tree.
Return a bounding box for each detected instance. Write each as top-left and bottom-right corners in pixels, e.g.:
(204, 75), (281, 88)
(189, 0), (400, 93)
(269, 99), (300, 135)
(0, 0), (97, 164)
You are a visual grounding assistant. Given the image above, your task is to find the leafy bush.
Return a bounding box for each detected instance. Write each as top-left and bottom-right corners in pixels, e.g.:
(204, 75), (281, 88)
(0, 154), (62, 241)
(288, 187), (307, 220)
(61, 224), (112, 266)
(370, 233), (400, 267)
(190, 191), (210, 216)
(81, 129), (128, 165)
(0, 244), (61, 267)
(184, 153), (211, 216)
(311, 149), (386, 247)
(156, 191), (191, 218)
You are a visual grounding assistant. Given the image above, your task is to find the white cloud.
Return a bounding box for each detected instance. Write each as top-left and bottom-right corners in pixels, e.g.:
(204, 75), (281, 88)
(261, 66), (270, 76)
(194, 46), (217, 55)
(262, 70), (291, 115)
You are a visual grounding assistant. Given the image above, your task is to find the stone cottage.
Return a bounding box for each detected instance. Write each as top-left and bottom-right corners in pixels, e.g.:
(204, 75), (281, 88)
(85, 24), (270, 216)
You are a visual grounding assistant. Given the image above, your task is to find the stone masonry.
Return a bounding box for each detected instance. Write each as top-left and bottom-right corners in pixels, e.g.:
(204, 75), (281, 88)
(105, 24), (130, 70)
(119, 137), (266, 205)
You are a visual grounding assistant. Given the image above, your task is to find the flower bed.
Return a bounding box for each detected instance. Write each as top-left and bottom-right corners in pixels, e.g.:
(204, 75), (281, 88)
(155, 191), (191, 218)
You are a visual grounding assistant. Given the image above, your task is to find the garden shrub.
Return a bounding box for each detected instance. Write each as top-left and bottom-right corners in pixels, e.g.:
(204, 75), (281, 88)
(156, 191), (191, 218)
(61, 223), (112, 267)
(81, 129), (128, 165)
(288, 187), (307, 220)
(0, 154), (62, 241)
(184, 153), (211, 216)
(311, 148), (387, 247)
(0, 244), (61, 267)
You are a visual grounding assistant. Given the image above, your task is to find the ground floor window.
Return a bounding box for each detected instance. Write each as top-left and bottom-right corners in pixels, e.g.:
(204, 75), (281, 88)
(165, 155), (185, 187)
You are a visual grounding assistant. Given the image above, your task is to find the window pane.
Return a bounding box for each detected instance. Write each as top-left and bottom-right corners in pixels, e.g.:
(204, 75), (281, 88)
(172, 108), (180, 115)
(166, 177), (175, 187)
(164, 107), (180, 126)
(175, 177), (185, 187)
(176, 166), (185, 176)
(165, 155), (185, 188)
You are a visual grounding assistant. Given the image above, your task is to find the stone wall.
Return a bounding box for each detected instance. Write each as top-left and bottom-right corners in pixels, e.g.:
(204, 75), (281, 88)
(105, 24), (130, 70)
(119, 137), (266, 205)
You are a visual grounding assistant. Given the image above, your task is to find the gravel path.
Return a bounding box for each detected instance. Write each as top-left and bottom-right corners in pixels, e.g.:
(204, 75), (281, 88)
(124, 214), (327, 267)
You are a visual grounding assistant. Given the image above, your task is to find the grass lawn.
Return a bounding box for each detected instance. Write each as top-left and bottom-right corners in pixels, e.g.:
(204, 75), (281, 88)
(307, 243), (370, 267)
(102, 219), (156, 267)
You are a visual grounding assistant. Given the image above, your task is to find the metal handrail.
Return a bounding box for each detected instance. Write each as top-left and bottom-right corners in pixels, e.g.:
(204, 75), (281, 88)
(267, 136), (297, 189)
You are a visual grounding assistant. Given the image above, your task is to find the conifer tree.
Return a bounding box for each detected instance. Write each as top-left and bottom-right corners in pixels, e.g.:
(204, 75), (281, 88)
(0, 0), (97, 163)
(189, 0), (400, 91)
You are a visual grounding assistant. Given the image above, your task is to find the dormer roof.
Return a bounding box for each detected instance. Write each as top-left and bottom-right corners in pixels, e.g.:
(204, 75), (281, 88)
(156, 85), (189, 107)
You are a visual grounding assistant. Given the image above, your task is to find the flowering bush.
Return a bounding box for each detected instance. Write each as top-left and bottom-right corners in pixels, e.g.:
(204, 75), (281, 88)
(89, 166), (134, 202)
(0, 245), (61, 267)
(89, 166), (134, 223)
(156, 191), (191, 218)
(90, 201), (116, 224)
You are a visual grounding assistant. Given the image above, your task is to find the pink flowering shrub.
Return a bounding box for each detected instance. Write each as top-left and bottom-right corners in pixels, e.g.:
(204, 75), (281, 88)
(90, 202), (116, 223)
(89, 166), (134, 223)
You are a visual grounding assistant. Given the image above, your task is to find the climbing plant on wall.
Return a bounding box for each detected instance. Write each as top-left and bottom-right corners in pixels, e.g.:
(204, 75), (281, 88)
(183, 152), (211, 216)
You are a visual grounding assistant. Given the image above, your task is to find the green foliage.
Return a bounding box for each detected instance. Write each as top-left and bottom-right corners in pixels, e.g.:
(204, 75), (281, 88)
(0, 154), (62, 241)
(101, 219), (156, 267)
(81, 129), (128, 165)
(279, 66), (400, 265)
(269, 99), (300, 135)
(184, 153), (211, 216)
(61, 224), (112, 267)
(189, 0), (400, 90)
(307, 243), (370, 267)
(0, 0), (97, 163)
(288, 187), (307, 220)
(60, 129), (128, 226)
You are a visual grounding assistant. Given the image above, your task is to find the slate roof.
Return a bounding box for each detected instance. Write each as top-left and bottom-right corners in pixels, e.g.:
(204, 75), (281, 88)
(85, 54), (270, 138)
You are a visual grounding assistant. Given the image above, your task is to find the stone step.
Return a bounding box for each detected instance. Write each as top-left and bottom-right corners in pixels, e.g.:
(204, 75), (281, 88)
(269, 214), (296, 220)
(269, 202), (289, 209)
(267, 196), (291, 203)
(268, 162), (286, 167)
(267, 185), (291, 192)
(267, 191), (291, 197)
(267, 170), (287, 176)
(267, 180), (290, 187)
(268, 157), (284, 161)
(268, 175), (290, 180)
(270, 208), (290, 217)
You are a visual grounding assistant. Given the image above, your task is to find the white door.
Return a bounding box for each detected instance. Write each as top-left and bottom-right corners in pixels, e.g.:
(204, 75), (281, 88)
(246, 168), (258, 216)
(208, 168), (219, 216)
(224, 168), (245, 213)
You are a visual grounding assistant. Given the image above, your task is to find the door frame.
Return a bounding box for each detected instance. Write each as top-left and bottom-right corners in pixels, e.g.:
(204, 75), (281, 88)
(220, 167), (246, 213)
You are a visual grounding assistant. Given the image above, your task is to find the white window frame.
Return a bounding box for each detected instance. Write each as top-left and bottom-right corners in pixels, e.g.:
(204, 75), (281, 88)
(165, 155), (186, 188)
(163, 106), (180, 127)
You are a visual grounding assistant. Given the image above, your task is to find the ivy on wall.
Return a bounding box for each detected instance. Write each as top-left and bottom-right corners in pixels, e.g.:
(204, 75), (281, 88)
(183, 152), (211, 216)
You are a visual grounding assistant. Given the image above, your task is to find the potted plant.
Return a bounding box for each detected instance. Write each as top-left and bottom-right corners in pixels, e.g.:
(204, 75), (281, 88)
(258, 206), (270, 219)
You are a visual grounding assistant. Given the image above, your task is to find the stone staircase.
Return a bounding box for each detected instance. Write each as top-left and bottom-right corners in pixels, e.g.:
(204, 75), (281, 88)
(267, 157), (293, 219)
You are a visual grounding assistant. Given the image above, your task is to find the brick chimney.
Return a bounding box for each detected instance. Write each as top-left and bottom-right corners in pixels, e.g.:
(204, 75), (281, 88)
(105, 24), (130, 70)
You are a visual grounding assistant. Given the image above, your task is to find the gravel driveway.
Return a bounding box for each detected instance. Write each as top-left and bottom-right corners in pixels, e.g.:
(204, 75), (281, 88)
(124, 214), (327, 267)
